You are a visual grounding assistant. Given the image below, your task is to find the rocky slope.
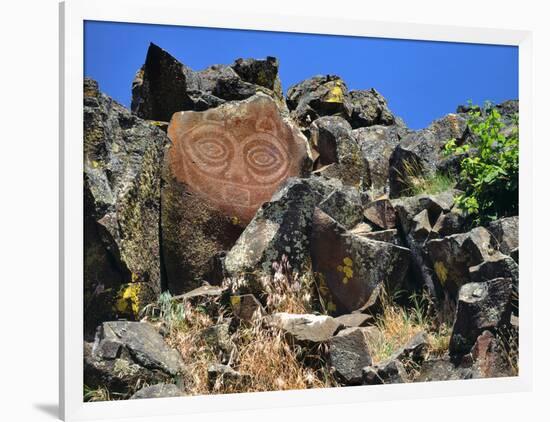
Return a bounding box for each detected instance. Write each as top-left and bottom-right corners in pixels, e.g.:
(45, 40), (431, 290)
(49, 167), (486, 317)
(83, 43), (519, 400)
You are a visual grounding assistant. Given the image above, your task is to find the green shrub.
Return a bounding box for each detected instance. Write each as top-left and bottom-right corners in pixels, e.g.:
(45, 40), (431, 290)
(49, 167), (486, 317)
(444, 103), (518, 225)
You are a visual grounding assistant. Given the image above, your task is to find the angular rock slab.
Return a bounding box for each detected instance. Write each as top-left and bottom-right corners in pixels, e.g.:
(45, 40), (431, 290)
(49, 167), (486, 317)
(167, 94), (312, 223)
(130, 384), (183, 400)
(310, 116), (370, 189)
(84, 78), (168, 328)
(224, 178), (317, 276)
(426, 226), (497, 299)
(163, 95), (312, 293)
(352, 125), (405, 198)
(449, 278), (513, 356)
(84, 321), (184, 392)
(311, 209), (411, 313)
(329, 327), (373, 385)
(286, 75), (353, 127)
(269, 312), (343, 343)
(132, 43), (285, 121)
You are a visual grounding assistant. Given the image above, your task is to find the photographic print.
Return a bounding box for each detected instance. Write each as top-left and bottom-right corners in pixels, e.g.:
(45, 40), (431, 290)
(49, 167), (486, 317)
(82, 20), (519, 402)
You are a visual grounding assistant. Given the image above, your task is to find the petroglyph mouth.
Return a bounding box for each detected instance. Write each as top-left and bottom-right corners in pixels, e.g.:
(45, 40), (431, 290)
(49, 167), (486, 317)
(167, 95), (309, 222)
(223, 185), (251, 206)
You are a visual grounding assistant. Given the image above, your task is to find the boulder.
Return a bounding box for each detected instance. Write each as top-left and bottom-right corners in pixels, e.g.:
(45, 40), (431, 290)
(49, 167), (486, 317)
(391, 190), (456, 298)
(163, 94), (312, 293)
(487, 216), (519, 256)
(449, 278), (514, 356)
(392, 190), (456, 235)
(468, 254), (519, 286)
(84, 78), (168, 329)
(311, 209), (411, 313)
(353, 125), (405, 197)
(362, 359), (408, 385)
(470, 330), (515, 378)
(415, 357), (477, 382)
(286, 75), (352, 127)
(426, 226), (498, 299)
(318, 185), (364, 229)
(224, 178), (317, 276)
(131, 43), (284, 121)
(130, 384), (183, 400)
(389, 114), (467, 197)
(84, 322), (184, 392)
(432, 208), (467, 237)
(310, 116), (370, 188)
(269, 312), (343, 343)
(348, 89), (396, 128)
(363, 199), (396, 230)
(329, 327), (373, 385)
(334, 313), (373, 328)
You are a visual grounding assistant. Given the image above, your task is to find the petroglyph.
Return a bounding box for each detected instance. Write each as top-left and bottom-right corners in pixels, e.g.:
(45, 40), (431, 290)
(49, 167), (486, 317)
(168, 95), (310, 222)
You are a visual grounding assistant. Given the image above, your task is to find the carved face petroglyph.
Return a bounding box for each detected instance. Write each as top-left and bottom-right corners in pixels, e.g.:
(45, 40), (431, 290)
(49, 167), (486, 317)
(168, 96), (308, 222)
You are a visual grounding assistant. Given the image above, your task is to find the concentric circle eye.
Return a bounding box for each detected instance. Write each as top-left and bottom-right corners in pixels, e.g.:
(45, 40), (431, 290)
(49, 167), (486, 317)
(195, 138), (228, 162)
(243, 134), (290, 183)
(180, 125), (233, 174)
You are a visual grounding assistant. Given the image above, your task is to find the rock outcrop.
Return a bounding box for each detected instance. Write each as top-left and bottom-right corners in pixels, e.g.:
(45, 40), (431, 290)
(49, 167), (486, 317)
(311, 208), (411, 314)
(84, 321), (185, 392)
(84, 78), (168, 329)
(83, 43), (520, 399)
(162, 94), (312, 293)
(132, 43), (284, 122)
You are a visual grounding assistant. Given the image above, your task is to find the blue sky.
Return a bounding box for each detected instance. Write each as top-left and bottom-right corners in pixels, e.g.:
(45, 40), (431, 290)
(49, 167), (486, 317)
(84, 21), (518, 130)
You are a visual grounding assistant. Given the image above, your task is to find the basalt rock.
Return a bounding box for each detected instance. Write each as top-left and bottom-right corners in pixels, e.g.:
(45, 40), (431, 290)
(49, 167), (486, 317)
(389, 114), (467, 198)
(130, 384), (183, 400)
(427, 227), (498, 299)
(449, 278), (514, 357)
(329, 327), (373, 385)
(487, 216), (519, 256)
(84, 321), (185, 393)
(363, 199), (397, 230)
(131, 43), (285, 121)
(353, 125), (406, 198)
(310, 116), (370, 188)
(224, 178), (317, 276)
(348, 89), (396, 128)
(163, 94), (312, 293)
(84, 78), (167, 329)
(362, 359), (408, 385)
(391, 190), (457, 298)
(311, 209), (411, 314)
(269, 312), (343, 343)
(286, 75), (352, 128)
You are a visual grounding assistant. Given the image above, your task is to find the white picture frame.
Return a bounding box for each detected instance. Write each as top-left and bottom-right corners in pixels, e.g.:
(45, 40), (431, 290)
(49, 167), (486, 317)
(60, 0), (533, 420)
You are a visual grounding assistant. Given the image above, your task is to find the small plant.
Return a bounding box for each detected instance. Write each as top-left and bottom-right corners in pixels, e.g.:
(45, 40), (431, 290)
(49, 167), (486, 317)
(444, 102), (518, 224)
(83, 385), (113, 402)
(395, 158), (456, 197)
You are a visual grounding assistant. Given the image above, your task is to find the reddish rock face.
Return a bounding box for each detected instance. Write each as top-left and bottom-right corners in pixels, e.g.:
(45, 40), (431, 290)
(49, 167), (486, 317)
(168, 95), (310, 223)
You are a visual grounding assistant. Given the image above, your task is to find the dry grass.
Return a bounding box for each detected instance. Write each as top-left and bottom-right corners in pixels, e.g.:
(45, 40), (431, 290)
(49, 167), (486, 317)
(395, 158), (456, 197)
(369, 289), (451, 365)
(161, 261), (337, 396)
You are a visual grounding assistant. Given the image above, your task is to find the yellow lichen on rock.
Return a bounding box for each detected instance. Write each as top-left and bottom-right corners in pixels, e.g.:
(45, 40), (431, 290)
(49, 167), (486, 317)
(114, 283), (143, 318)
(337, 257), (354, 284)
(434, 261), (448, 285)
(324, 83), (344, 103)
